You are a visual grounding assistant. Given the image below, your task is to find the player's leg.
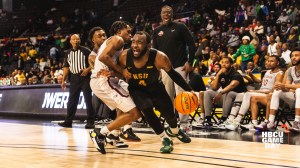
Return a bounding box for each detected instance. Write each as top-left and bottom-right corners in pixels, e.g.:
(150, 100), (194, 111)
(130, 89), (173, 153)
(152, 85), (191, 143)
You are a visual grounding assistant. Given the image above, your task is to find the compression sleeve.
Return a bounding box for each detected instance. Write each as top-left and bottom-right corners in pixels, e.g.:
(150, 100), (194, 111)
(166, 68), (192, 91)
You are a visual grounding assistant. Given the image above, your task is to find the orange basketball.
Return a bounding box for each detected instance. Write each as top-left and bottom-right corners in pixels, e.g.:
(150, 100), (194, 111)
(174, 91), (198, 114)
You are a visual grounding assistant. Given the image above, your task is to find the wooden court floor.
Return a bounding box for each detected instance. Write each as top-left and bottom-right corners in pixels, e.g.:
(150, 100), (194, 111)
(0, 122), (300, 168)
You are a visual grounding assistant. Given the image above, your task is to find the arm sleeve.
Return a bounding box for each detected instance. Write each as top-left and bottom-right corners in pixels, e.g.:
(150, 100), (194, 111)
(166, 68), (192, 91)
(233, 47), (241, 59)
(181, 24), (196, 65)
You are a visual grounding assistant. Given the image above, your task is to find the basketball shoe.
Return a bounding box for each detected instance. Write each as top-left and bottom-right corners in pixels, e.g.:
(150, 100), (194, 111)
(202, 117), (213, 128)
(291, 121), (300, 132)
(192, 118), (204, 129)
(58, 121), (72, 128)
(165, 127), (191, 143)
(85, 121), (95, 129)
(240, 123), (256, 131)
(160, 137), (173, 153)
(255, 121), (276, 131)
(106, 133), (129, 148)
(213, 118), (227, 129)
(225, 119), (240, 131)
(253, 121), (266, 130)
(89, 128), (106, 154)
(120, 128), (141, 141)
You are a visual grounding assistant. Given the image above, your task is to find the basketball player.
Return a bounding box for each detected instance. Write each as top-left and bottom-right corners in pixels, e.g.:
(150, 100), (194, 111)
(117, 31), (192, 153)
(88, 26), (126, 147)
(225, 56), (283, 131)
(89, 21), (142, 154)
(88, 27), (141, 143)
(265, 48), (300, 131)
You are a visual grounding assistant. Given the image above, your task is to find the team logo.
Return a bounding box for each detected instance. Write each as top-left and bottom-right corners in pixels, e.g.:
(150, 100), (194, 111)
(158, 31), (164, 36)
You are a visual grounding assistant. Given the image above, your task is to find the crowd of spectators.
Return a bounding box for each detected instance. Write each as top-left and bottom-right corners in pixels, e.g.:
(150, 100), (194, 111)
(0, 0), (299, 88)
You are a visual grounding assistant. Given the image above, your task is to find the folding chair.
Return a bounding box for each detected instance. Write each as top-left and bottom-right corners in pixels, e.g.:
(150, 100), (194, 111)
(189, 105), (201, 124)
(211, 106), (223, 123)
(275, 105), (295, 127)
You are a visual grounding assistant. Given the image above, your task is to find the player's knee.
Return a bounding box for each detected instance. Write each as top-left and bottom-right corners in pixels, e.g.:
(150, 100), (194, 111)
(250, 96), (257, 103)
(267, 93), (273, 100)
(272, 90), (282, 98)
(129, 108), (141, 120)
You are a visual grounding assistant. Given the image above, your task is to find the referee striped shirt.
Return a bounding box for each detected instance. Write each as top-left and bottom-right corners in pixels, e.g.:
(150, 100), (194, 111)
(63, 46), (91, 74)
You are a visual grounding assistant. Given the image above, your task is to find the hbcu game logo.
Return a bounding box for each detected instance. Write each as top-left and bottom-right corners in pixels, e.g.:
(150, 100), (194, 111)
(262, 131), (283, 149)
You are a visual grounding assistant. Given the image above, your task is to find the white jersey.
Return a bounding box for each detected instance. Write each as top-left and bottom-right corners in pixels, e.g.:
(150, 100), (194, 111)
(267, 43), (278, 56)
(287, 66), (300, 84)
(91, 37), (123, 78)
(260, 69), (283, 91)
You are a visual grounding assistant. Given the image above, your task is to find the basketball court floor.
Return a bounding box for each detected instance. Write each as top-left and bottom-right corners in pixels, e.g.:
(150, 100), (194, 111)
(0, 117), (300, 168)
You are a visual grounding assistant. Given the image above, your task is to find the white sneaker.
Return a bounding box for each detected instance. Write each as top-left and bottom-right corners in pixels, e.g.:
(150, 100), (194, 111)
(255, 121), (276, 131)
(225, 120), (240, 131)
(192, 118), (204, 129)
(255, 122), (266, 129)
(290, 121), (300, 133)
(240, 123), (256, 131)
(266, 122), (276, 130)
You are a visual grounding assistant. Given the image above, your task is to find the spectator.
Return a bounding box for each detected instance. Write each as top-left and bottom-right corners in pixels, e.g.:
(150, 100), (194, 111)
(287, 28), (298, 48)
(277, 9), (289, 24)
(267, 34), (280, 56)
(281, 43), (292, 65)
(233, 36), (256, 72)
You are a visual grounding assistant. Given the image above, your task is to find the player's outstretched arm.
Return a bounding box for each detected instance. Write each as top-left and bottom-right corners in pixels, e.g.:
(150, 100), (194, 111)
(155, 51), (192, 91)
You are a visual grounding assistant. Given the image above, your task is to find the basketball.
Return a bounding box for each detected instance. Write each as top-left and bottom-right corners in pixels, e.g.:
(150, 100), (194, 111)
(174, 92), (198, 114)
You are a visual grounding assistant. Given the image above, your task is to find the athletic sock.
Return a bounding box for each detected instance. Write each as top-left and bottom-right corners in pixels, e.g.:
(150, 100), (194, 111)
(123, 124), (131, 131)
(170, 127), (179, 134)
(252, 120), (258, 125)
(100, 126), (110, 135)
(235, 114), (243, 123)
(269, 114), (275, 123)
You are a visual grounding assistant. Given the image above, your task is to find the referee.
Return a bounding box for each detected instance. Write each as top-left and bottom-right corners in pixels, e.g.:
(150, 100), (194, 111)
(58, 34), (95, 129)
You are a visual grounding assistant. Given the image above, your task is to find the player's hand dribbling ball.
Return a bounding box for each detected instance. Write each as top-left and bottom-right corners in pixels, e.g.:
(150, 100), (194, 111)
(174, 91), (198, 114)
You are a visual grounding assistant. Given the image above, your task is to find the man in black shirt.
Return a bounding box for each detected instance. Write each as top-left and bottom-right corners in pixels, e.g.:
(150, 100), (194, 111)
(118, 31), (192, 153)
(152, 5), (196, 130)
(58, 34), (95, 129)
(203, 57), (247, 127)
